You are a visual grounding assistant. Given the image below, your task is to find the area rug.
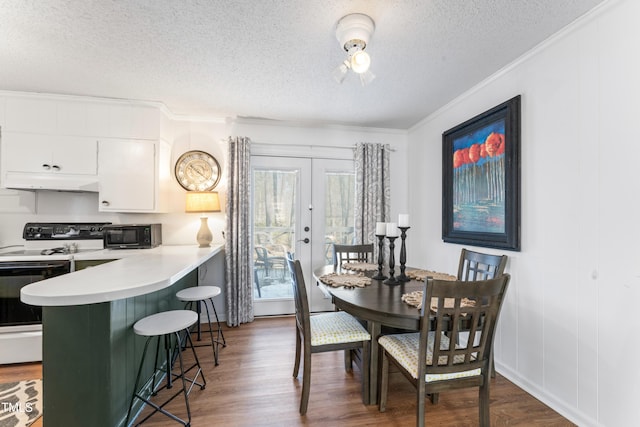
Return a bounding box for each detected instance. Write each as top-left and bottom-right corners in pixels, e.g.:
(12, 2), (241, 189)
(0, 379), (42, 427)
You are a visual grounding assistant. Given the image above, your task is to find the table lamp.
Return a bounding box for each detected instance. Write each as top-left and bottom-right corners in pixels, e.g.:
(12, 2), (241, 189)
(185, 191), (221, 247)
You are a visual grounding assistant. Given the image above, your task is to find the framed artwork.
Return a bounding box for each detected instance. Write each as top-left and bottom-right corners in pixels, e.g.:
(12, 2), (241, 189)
(442, 95), (521, 251)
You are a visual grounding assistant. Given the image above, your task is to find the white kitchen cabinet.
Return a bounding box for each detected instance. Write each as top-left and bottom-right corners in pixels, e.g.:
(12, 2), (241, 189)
(54, 101), (161, 140)
(0, 132), (99, 191)
(97, 139), (170, 212)
(57, 100), (107, 137)
(108, 104), (160, 140)
(3, 95), (161, 140)
(2, 132), (97, 174)
(5, 97), (57, 134)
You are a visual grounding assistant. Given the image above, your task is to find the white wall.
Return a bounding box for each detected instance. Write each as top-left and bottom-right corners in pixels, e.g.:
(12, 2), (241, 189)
(406, 1), (638, 425)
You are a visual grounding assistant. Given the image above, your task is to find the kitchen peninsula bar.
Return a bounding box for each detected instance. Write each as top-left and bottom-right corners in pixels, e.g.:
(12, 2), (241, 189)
(20, 245), (224, 427)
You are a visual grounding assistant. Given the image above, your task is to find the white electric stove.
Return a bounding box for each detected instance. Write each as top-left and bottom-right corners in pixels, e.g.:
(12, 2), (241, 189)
(0, 222), (110, 364)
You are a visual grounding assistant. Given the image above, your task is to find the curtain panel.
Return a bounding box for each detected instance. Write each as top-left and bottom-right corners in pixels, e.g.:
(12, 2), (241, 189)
(354, 142), (391, 258)
(224, 136), (254, 327)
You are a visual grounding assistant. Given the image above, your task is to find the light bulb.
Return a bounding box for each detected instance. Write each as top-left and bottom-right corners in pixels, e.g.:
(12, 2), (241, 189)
(350, 50), (371, 74)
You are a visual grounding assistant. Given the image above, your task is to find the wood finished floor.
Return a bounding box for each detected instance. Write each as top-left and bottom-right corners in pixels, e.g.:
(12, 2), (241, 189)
(1, 316), (574, 426)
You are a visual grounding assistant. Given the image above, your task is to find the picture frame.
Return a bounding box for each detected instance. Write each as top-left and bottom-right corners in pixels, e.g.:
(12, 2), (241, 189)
(442, 95), (521, 251)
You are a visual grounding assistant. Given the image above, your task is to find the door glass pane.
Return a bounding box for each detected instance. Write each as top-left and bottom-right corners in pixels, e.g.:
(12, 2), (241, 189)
(252, 168), (296, 300)
(323, 172), (355, 264)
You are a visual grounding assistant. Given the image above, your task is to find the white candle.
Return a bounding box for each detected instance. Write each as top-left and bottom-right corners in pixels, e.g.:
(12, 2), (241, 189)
(398, 214), (410, 227)
(386, 222), (399, 237)
(376, 222), (386, 235)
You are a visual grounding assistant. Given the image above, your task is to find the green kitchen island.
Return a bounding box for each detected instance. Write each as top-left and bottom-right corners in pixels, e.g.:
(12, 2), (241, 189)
(21, 244), (224, 427)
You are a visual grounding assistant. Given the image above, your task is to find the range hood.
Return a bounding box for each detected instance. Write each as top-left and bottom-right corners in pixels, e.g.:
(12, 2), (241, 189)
(3, 172), (99, 192)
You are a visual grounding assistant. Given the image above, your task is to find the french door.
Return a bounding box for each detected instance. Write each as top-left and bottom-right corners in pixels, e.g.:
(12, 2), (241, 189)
(251, 156), (355, 315)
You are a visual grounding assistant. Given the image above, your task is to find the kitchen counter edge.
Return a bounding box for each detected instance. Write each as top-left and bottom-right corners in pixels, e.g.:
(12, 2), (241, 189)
(20, 244), (224, 307)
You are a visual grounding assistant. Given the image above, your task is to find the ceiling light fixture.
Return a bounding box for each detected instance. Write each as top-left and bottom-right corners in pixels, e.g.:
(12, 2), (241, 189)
(334, 13), (376, 86)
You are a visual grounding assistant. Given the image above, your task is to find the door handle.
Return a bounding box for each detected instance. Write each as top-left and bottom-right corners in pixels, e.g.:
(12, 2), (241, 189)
(298, 238), (310, 244)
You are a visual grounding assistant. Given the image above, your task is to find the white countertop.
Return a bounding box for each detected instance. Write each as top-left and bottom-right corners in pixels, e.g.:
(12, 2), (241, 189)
(20, 244), (224, 307)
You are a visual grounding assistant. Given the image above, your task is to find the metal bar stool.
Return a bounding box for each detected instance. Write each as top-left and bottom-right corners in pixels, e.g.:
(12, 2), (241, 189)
(125, 310), (206, 426)
(176, 286), (227, 366)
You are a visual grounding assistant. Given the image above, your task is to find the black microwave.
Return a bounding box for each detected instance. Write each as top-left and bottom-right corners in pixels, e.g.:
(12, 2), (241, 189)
(103, 224), (162, 249)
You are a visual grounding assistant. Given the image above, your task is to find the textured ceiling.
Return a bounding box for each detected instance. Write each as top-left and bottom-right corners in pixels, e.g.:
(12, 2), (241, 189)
(0, 0), (605, 129)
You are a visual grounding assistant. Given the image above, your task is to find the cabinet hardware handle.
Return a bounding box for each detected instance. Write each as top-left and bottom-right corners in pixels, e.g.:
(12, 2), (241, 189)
(52, 165), (61, 171)
(42, 164), (51, 170)
(101, 201), (110, 206)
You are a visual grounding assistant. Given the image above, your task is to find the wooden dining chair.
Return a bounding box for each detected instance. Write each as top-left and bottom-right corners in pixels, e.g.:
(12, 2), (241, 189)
(378, 275), (510, 427)
(457, 248), (507, 281)
(332, 243), (374, 267)
(285, 257), (371, 415)
(253, 246), (270, 297)
(457, 248), (507, 378)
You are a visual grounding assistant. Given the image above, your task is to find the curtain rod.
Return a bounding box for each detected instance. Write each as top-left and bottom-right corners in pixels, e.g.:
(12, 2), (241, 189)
(250, 142), (396, 152)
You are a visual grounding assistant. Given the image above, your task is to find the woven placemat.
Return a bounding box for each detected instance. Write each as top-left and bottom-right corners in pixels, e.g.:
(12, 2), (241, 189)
(319, 273), (371, 288)
(341, 262), (378, 272)
(401, 291), (475, 311)
(406, 269), (457, 282)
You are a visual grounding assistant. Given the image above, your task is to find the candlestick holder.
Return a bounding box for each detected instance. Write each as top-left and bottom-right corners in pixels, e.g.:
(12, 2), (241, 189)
(397, 226), (411, 282)
(372, 234), (387, 280)
(384, 236), (400, 285)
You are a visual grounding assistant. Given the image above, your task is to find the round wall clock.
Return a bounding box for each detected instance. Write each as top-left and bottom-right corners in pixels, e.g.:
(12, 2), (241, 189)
(175, 150), (221, 191)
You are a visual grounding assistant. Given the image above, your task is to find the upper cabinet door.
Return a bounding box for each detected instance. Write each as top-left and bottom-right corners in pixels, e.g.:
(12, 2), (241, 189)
(2, 133), (52, 173)
(2, 132), (97, 175)
(52, 136), (98, 175)
(97, 139), (156, 212)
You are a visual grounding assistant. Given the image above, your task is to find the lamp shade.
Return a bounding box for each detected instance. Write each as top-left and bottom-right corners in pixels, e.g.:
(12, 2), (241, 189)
(185, 191), (221, 213)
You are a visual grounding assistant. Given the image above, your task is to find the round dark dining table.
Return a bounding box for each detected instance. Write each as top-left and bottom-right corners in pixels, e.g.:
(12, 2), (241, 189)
(313, 264), (454, 405)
